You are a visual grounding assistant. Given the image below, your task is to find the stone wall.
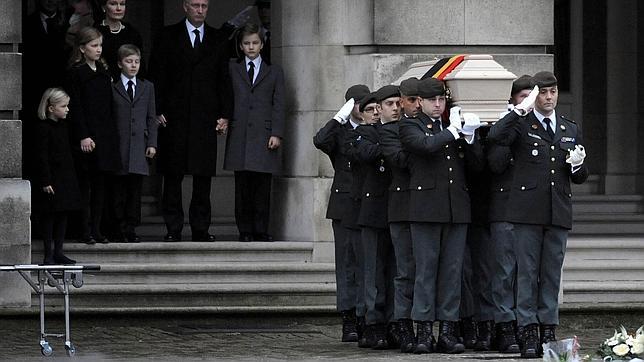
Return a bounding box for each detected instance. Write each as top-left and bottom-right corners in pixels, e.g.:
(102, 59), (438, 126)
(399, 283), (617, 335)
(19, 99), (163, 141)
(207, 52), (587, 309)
(0, 0), (31, 308)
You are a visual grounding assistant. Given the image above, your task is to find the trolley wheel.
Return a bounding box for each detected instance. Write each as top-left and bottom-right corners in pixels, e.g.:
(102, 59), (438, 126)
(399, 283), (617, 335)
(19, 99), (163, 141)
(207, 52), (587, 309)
(65, 343), (75, 357)
(40, 342), (53, 357)
(72, 277), (83, 288)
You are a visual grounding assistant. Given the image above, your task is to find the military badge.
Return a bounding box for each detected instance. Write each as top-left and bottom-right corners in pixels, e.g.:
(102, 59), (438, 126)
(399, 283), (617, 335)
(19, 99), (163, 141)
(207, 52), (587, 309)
(532, 150), (538, 156)
(531, 124), (539, 130)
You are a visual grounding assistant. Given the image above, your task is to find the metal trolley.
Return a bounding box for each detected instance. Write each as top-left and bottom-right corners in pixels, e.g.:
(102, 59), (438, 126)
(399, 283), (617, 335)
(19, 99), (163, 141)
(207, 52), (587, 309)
(0, 264), (100, 357)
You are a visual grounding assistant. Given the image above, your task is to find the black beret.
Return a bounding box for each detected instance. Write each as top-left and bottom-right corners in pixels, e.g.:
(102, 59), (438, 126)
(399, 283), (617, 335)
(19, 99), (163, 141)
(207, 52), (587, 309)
(399, 77), (420, 97)
(374, 85), (400, 103)
(359, 92), (378, 112)
(511, 75), (533, 96)
(417, 77), (445, 98)
(530, 71), (558, 88)
(345, 84), (370, 102)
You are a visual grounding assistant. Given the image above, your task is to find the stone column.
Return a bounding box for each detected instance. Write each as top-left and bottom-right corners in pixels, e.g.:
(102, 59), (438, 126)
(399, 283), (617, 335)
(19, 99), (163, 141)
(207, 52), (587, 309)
(604, 0), (639, 194)
(0, 0), (31, 309)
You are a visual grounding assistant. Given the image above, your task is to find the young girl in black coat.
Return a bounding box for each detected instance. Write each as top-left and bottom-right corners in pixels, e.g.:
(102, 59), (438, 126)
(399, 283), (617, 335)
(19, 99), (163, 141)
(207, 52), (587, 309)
(34, 88), (82, 265)
(66, 26), (120, 244)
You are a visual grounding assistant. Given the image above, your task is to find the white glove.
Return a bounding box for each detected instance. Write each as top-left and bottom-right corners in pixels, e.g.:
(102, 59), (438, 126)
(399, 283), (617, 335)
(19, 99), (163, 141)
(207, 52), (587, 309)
(514, 85), (539, 116)
(228, 5), (253, 28)
(566, 145), (586, 167)
(461, 113), (482, 136)
(333, 98), (355, 124)
(448, 106), (462, 132)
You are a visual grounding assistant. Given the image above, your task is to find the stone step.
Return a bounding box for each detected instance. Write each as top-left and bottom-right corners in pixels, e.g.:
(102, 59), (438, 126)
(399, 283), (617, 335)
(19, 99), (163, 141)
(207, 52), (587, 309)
(571, 214), (644, 234)
(563, 259), (644, 281)
(572, 194), (644, 214)
(31, 241), (315, 264)
(55, 262), (336, 285)
(565, 235), (644, 259)
(31, 283), (337, 310)
(137, 216), (239, 239)
(562, 281), (644, 304)
(571, 174), (602, 195)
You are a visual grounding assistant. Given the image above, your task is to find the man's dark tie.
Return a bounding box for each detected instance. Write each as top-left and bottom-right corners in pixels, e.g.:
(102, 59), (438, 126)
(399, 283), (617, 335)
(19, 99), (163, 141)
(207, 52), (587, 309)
(433, 118), (442, 131)
(127, 80), (134, 101)
(193, 29), (201, 49)
(544, 117), (555, 138)
(45, 17), (56, 34)
(248, 61), (255, 84)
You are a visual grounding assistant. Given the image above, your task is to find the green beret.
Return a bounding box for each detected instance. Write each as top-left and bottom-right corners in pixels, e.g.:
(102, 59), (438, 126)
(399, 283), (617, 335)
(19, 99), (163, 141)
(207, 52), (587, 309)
(345, 84), (370, 102)
(530, 71), (558, 88)
(399, 77), (420, 97)
(359, 92), (378, 112)
(374, 85), (401, 103)
(511, 75), (533, 96)
(417, 78), (445, 99)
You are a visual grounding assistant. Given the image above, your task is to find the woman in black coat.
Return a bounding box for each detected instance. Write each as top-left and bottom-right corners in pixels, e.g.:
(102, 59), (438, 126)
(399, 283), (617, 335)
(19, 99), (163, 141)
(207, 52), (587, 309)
(66, 26), (120, 244)
(33, 88), (81, 265)
(96, 0), (144, 80)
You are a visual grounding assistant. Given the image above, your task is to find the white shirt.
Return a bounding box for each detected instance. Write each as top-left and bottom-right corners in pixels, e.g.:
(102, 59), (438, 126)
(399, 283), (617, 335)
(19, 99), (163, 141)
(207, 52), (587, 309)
(121, 74), (137, 97)
(245, 55), (262, 84)
(349, 118), (359, 129)
(534, 109), (557, 133)
(185, 20), (204, 48)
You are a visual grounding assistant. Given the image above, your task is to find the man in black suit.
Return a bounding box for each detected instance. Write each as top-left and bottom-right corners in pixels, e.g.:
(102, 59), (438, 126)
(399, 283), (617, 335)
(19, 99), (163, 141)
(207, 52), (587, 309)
(487, 72), (588, 358)
(149, 0), (234, 242)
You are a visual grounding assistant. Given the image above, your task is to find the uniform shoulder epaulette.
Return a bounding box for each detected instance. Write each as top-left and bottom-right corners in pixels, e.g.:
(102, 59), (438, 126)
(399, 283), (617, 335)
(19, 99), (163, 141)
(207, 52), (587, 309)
(559, 115), (576, 124)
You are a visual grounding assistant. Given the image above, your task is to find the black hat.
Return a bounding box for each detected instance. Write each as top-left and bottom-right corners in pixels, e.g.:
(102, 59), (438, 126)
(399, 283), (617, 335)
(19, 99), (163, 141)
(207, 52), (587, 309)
(511, 75), (533, 96)
(399, 77), (420, 97)
(345, 84), (370, 102)
(530, 71), (558, 88)
(374, 85), (401, 103)
(359, 92), (378, 112)
(417, 78), (445, 98)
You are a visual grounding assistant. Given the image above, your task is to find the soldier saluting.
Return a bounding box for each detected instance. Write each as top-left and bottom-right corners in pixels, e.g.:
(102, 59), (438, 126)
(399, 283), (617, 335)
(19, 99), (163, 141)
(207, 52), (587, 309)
(487, 71), (588, 359)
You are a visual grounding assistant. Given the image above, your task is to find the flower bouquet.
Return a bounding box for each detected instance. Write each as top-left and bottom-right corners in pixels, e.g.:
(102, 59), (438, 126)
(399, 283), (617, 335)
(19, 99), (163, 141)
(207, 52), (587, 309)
(595, 325), (644, 362)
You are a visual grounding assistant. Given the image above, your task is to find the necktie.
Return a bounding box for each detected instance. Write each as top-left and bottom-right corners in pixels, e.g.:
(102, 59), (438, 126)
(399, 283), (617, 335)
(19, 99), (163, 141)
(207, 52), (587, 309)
(433, 118), (442, 131)
(544, 117), (554, 138)
(45, 17), (56, 34)
(248, 61), (255, 84)
(127, 80), (134, 101)
(193, 29), (201, 49)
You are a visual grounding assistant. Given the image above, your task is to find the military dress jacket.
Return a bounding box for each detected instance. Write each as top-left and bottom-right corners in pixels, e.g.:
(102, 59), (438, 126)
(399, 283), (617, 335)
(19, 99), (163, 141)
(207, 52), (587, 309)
(487, 111), (588, 229)
(487, 141), (515, 223)
(346, 123), (391, 229)
(399, 113), (484, 224)
(342, 126), (368, 229)
(313, 119), (354, 220)
(379, 120), (411, 223)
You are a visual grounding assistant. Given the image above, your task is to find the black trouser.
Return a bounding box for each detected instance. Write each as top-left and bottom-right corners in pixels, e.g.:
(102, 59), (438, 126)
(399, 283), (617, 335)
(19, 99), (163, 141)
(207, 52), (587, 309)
(41, 211), (68, 242)
(112, 174), (143, 237)
(234, 171), (272, 236)
(78, 170), (106, 238)
(162, 174), (212, 236)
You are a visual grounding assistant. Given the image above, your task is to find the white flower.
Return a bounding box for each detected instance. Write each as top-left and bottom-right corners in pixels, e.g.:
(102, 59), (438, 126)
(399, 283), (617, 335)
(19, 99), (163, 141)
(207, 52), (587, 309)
(627, 336), (636, 346)
(613, 343), (630, 356)
(637, 334), (644, 345)
(608, 337), (620, 346)
(633, 342), (644, 355)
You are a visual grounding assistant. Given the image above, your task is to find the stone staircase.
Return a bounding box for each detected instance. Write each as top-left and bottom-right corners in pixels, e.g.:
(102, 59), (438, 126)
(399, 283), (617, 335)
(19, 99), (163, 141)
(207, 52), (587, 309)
(563, 176), (644, 309)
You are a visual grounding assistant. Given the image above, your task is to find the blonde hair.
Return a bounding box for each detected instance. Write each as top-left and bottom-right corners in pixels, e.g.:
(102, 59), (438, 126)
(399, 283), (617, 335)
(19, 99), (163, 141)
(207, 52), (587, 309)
(38, 88), (70, 120)
(68, 26), (108, 69)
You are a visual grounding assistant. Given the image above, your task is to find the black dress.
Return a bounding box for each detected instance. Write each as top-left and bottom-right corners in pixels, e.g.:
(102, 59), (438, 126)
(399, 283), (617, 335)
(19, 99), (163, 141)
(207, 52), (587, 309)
(97, 21), (144, 80)
(32, 118), (81, 213)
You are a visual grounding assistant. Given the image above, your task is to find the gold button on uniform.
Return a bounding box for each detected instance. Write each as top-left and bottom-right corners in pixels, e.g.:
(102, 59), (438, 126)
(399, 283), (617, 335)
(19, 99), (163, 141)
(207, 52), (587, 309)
(551, 182), (555, 186)
(366, 193), (370, 197)
(533, 142), (538, 146)
(417, 186), (422, 190)
(446, 155), (451, 160)
(551, 170), (555, 174)
(449, 167), (453, 172)
(449, 180), (453, 184)
(500, 188), (504, 192)
(551, 145), (555, 150)
(551, 157), (555, 162)
(521, 186), (526, 190)
(396, 187), (401, 191)
(335, 189), (339, 193)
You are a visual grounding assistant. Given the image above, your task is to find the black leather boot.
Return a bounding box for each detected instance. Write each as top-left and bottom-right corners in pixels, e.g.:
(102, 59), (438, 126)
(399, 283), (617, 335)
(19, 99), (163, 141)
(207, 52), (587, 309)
(42, 239), (55, 265)
(460, 317), (477, 349)
(398, 319), (416, 353)
(386, 321), (400, 349)
(437, 320), (465, 354)
(358, 322), (371, 348)
(474, 320), (494, 351)
(53, 239), (76, 264)
(370, 323), (389, 350)
(540, 324), (557, 345)
(497, 321), (520, 353)
(520, 323), (541, 358)
(340, 309), (358, 342)
(516, 323), (525, 349)
(414, 320), (434, 354)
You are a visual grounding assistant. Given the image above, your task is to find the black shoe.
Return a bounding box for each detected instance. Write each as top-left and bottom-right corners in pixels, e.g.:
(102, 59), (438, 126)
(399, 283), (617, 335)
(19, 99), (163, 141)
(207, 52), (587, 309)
(94, 234), (108, 244)
(474, 320), (494, 351)
(53, 240), (76, 265)
(516, 323), (525, 350)
(414, 320), (434, 354)
(520, 324), (540, 358)
(540, 324), (556, 345)
(254, 233), (273, 242)
(398, 319), (416, 353)
(340, 309), (358, 342)
(358, 323), (372, 348)
(437, 320), (465, 354)
(164, 234), (182, 242)
(192, 233), (216, 242)
(497, 321), (520, 353)
(239, 233), (253, 242)
(42, 240), (55, 265)
(125, 234), (140, 243)
(356, 316), (366, 346)
(370, 323), (389, 350)
(460, 317), (478, 349)
(80, 236), (96, 245)
(386, 322), (400, 349)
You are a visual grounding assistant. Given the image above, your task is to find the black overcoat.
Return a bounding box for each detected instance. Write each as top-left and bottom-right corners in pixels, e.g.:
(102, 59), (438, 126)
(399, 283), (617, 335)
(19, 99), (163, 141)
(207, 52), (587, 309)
(148, 20), (233, 176)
